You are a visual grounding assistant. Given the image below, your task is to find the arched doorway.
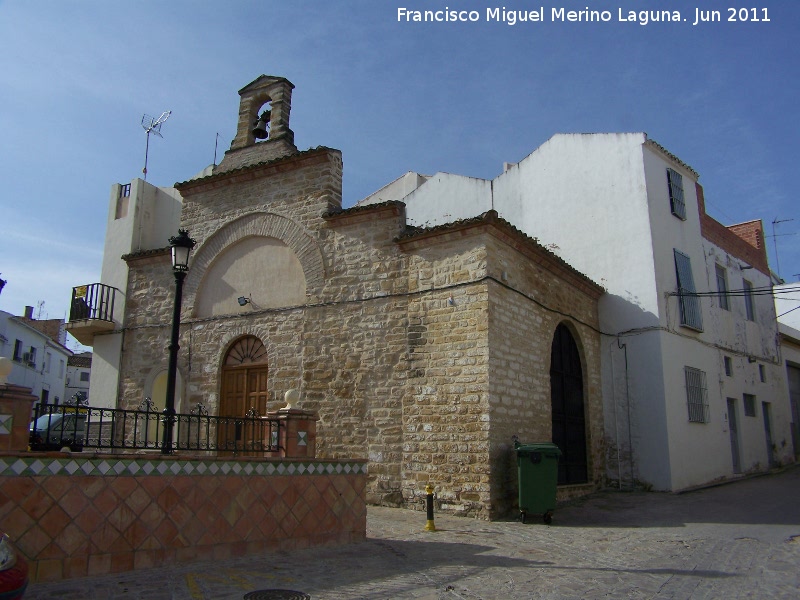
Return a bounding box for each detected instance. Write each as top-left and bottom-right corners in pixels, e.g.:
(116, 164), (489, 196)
(219, 336), (269, 452)
(550, 323), (588, 485)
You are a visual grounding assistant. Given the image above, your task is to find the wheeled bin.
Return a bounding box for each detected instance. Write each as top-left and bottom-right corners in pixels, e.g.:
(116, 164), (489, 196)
(514, 441), (561, 524)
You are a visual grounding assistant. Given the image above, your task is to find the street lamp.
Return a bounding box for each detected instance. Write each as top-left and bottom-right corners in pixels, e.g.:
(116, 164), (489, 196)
(162, 229), (196, 454)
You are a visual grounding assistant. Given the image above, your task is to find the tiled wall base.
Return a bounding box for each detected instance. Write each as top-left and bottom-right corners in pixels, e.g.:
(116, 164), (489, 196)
(0, 453), (367, 582)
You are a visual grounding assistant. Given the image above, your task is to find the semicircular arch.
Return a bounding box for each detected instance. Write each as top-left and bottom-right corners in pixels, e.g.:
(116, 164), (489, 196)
(184, 212), (326, 303)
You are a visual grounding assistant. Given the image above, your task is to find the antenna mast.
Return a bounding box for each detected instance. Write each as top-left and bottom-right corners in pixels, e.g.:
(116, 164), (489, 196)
(771, 217), (795, 280)
(141, 111), (172, 181)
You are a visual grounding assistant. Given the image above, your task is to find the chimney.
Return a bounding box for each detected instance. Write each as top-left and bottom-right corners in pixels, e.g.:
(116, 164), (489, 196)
(24, 306), (34, 319)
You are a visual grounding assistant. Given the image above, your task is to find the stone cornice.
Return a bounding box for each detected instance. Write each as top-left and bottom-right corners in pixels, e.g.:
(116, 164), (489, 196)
(322, 201), (406, 225)
(175, 146), (340, 196)
(396, 210), (604, 299)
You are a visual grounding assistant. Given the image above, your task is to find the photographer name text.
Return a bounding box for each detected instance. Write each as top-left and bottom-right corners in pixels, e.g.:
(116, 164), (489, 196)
(397, 6), (771, 26)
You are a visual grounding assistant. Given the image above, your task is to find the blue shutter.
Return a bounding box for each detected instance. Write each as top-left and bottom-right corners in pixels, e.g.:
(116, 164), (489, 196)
(667, 168), (686, 220)
(674, 250), (703, 330)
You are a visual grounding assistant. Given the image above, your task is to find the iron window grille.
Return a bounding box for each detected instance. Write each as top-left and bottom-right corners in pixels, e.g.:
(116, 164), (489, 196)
(674, 250), (703, 330)
(667, 168), (686, 220)
(685, 366), (709, 423)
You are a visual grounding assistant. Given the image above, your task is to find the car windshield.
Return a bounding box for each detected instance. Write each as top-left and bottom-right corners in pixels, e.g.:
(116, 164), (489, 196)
(31, 411), (84, 432)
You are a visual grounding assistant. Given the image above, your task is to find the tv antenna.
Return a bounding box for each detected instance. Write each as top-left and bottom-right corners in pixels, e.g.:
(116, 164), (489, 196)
(770, 217), (796, 280)
(141, 111), (171, 181)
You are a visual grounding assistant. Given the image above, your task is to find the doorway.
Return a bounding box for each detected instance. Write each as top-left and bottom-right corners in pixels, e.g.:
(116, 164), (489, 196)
(727, 398), (741, 474)
(550, 323), (588, 485)
(219, 336), (269, 453)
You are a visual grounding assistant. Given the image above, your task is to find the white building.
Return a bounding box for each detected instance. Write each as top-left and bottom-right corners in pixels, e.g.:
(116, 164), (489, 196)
(65, 179), (184, 409)
(361, 132), (794, 491)
(0, 307), (71, 405)
(65, 351), (92, 404)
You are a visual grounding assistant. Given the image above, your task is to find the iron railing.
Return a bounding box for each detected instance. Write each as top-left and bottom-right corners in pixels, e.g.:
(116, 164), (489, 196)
(68, 283), (117, 323)
(29, 401), (281, 455)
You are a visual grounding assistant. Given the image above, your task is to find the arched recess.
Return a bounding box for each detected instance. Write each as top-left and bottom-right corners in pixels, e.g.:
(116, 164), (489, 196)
(184, 212), (326, 313)
(193, 236), (306, 317)
(145, 369), (184, 413)
(550, 322), (588, 485)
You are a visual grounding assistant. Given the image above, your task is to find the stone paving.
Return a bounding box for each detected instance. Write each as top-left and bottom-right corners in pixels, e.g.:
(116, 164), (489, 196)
(25, 466), (800, 599)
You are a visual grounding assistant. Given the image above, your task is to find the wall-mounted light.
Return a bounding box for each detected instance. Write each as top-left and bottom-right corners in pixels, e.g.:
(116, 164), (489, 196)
(238, 295), (251, 307)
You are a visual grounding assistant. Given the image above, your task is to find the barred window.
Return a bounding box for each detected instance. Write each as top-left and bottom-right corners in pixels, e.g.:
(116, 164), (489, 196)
(715, 265), (730, 311)
(667, 168), (686, 219)
(674, 250), (703, 330)
(685, 366), (709, 423)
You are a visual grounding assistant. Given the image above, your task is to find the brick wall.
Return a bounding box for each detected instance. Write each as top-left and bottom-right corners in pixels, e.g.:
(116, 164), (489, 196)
(696, 183), (769, 275)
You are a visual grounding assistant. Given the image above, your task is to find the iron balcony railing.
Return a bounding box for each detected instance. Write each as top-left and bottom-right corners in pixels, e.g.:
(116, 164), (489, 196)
(29, 400), (282, 455)
(68, 283), (117, 323)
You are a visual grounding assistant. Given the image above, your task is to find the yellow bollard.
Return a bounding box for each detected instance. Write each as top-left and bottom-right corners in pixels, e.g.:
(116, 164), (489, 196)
(425, 484), (436, 531)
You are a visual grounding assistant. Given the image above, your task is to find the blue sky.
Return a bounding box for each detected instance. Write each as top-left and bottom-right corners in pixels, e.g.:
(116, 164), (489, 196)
(0, 0), (798, 345)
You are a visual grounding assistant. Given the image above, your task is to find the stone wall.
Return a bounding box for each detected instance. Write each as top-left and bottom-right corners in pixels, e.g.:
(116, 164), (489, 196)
(114, 143), (605, 518)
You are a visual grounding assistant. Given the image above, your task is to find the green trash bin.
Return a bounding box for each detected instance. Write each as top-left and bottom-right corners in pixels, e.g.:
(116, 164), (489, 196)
(514, 441), (561, 524)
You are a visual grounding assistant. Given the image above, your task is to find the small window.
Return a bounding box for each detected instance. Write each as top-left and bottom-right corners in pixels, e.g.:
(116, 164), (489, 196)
(13, 340), (22, 361)
(674, 250), (703, 330)
(667, 168), (686, 219)
(685, 366), (709, 423)
(724, 356), (733, 377)
(80, 372), (90, 382)
(743, 393), (756, 417)
(715, 265), (729, 311)
(759, 365), (766, 383)
(743, 279), (755, 321)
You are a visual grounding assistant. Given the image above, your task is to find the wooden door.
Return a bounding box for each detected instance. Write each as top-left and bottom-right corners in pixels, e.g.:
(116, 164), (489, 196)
(219, 336), (268, 453)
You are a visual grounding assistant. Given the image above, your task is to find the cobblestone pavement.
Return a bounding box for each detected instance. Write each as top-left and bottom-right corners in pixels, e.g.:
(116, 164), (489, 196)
(26, 466), (800, 599)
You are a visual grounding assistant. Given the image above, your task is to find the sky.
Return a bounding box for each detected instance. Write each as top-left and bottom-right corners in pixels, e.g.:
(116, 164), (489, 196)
(0, 0), (798, 349)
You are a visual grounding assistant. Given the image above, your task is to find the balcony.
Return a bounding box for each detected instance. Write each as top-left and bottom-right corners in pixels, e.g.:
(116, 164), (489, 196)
(64, 283), (118, 345)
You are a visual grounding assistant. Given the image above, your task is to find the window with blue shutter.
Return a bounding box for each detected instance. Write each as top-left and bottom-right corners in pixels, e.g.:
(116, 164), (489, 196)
(667, 168), (686, 220)
(674, 249), (703, 330)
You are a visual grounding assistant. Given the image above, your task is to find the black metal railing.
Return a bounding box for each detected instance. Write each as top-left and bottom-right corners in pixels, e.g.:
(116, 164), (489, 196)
(68, 283), (117, 323)
(29, 401), (281, 455)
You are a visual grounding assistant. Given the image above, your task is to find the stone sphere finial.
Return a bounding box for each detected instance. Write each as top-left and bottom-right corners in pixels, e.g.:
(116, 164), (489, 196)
(0, 357), (12, 384)
(283, 388), (300, 410)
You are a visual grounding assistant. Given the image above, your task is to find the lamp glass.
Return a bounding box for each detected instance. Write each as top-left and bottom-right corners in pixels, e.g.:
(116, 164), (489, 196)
(172, 245), (191, 270)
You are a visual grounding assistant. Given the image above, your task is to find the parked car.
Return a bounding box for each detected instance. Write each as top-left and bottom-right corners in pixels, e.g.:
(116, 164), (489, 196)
(0, 532), (28, 599)
(29, 408), (87, 452)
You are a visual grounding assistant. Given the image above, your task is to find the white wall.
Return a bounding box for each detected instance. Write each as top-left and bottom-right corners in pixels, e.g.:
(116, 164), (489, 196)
(0, 310), (70, 404)
(92, 179), (183, 410)
(378, 131), (791, 490)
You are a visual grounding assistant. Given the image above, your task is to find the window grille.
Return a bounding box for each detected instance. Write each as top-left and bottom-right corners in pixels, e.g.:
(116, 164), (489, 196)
(674, 250), (703, 330)
(743, 279), (755, 321)
(715, 265), (729, 311)
(743, 393), (756, 417)
(667, 168), (686, 219)
(685, 366), (709, 423)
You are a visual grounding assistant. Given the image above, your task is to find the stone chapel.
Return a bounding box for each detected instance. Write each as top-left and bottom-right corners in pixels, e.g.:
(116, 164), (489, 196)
(115, 75), (605, 518)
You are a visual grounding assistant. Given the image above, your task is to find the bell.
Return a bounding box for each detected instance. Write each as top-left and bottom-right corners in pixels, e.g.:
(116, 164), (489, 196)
(252, 110), (270, 139)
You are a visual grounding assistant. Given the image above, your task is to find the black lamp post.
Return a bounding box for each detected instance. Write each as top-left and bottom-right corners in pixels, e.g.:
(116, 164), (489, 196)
(162, 229), (196, 454)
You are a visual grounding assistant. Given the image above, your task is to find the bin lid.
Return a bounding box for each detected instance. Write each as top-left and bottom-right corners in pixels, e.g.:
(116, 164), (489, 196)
(514, 442), (561, 457)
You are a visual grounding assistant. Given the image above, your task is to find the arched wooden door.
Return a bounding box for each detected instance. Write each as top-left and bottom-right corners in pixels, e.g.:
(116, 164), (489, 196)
(219, 336), (268, 453)
(550, 323), (588, 485)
